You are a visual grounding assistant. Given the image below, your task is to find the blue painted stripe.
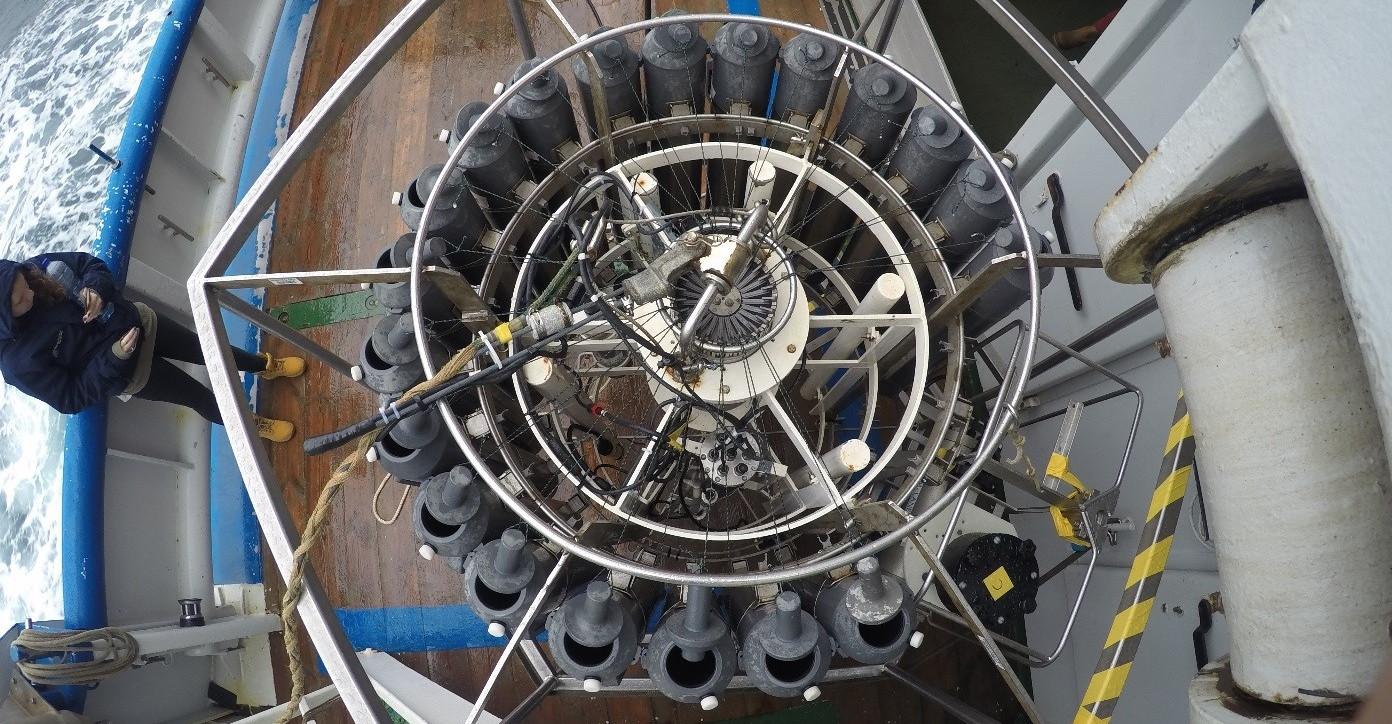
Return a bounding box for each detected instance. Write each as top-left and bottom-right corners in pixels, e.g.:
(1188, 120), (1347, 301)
(59, 0), (205, 711)
(726, 0), (762, 15)
(65, 0), (205, 634)
(210, 0), (320, 586)
(335, 605), (515, 652)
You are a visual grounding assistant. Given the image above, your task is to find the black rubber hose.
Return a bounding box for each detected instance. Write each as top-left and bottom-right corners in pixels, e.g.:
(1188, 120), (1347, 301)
(302, 312), (593, 457)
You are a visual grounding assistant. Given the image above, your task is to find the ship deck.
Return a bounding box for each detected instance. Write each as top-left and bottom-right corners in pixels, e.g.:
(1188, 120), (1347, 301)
(258, 0), (1020, 721)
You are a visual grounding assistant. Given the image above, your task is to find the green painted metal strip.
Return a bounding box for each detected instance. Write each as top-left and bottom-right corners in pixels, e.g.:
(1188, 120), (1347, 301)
(268, 289), (386, 329)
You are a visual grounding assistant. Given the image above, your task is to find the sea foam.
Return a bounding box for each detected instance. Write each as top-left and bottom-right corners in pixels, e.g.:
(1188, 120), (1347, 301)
(0, 0), (164, 625)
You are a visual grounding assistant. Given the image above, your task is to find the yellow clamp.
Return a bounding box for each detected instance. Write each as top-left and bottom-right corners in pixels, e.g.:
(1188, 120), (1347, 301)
(1046, 452), (1092, 548)
(491, 322), (514, 345)
(1046, 452), (1089, 497)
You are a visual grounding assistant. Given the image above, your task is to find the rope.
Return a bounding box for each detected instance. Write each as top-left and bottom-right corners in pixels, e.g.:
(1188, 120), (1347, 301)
(275, 332), (500, 723)
(15, 627), (140, 687)
(372, 471), (411, 525)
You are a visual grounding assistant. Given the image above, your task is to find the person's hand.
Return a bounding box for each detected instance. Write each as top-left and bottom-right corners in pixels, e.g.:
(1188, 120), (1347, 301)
(79, 288), (103, 323)
(112, 327), (140, 360)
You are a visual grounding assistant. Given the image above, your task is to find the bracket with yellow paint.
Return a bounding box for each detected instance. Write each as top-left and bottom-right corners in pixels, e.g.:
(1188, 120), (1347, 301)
(1041, 402), (1095, 548)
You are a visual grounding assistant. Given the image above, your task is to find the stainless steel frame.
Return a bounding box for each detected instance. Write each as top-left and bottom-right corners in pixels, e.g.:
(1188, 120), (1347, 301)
(185, 0), (1147, 719)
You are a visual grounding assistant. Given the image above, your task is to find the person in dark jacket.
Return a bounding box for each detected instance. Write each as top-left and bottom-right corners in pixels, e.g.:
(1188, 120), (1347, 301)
(0, 251), (303, 441)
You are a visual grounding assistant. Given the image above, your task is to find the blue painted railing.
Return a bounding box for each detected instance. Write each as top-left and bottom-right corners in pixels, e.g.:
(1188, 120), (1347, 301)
(58, 0), (205, 710)
(65, 0), (207, 633)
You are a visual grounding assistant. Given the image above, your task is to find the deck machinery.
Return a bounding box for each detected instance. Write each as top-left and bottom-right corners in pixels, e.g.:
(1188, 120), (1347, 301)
(348, 13), (1067, 714)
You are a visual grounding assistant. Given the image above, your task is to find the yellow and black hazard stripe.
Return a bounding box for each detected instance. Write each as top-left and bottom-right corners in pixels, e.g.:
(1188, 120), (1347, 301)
(1074, 391), (1195, 724)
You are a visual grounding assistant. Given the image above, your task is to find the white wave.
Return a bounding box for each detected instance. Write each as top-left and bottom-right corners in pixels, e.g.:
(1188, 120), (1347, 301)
(0, 0), (164, 624)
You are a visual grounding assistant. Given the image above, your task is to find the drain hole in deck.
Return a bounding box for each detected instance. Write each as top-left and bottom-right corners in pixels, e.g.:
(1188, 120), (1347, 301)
(858, 611), (905, 649)
(766, 651), (816, 684)
(563, 635), (615, 668)
(474, 580), (521, 612)
(420, 506), (459, 539)
(664, 648), (717, 690)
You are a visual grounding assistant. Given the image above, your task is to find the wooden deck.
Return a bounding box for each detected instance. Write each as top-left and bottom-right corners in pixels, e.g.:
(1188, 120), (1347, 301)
(259, 0), (1022, 721)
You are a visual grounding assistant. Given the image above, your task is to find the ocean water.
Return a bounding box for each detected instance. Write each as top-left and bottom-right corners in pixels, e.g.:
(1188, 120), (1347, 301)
(0, 0), (165, 625)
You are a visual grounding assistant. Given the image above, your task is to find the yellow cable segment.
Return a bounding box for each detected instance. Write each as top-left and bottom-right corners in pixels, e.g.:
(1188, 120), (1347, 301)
(492, 321), (513, 345)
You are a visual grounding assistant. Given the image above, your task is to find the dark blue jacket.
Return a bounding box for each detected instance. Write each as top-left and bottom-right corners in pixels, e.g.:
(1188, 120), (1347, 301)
(0, 252), (143, 414)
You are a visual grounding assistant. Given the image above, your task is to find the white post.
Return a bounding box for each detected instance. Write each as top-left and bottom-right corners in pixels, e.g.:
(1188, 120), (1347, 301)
(745, 159), (776, 208)
(1155, 201), (1392, 707)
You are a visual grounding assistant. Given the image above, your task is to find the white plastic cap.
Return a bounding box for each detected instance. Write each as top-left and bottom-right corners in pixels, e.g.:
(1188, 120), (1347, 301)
(365, 447), (379, 463)
(438, 129), (451, 143)
(360, 282), (372, 291)
(583, 677), (602, 693)
(700, 696), (719, 711)
(910, 631), (925, 648)
(350, 365), (364, 382)
(493, 81), (505, 96)
(488, 622), (507, 638)
(1000, 156), (1016, 170)
(418, 544), (435, 561)
(803, 686), (822, 702)
(391, 191), (403, 206)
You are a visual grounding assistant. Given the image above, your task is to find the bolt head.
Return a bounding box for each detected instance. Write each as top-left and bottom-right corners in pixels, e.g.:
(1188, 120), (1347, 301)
(786, 344), (797, 353)
(739, 27), (758, 48)
(669, 24), (692, 44)
(964, 166), (995, 190)
(805, 41), (825, 61)
(871, 78), (891, 98)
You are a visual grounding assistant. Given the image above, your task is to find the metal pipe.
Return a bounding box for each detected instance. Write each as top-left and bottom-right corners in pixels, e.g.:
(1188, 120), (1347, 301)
(506, 0), (536, 60)
(499, 676), (558, 724)
(679, 282), (721, 356)
(872, 0), (905, 54)
(1024, 295), (1158, 381)
(211, 287), (362, 384)
(970, 0), (1145, 170)
(883, 665), (1002, 724)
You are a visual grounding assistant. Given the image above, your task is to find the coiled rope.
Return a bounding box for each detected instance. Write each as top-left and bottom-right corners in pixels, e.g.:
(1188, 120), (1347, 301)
(15, 627), (140, 687)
